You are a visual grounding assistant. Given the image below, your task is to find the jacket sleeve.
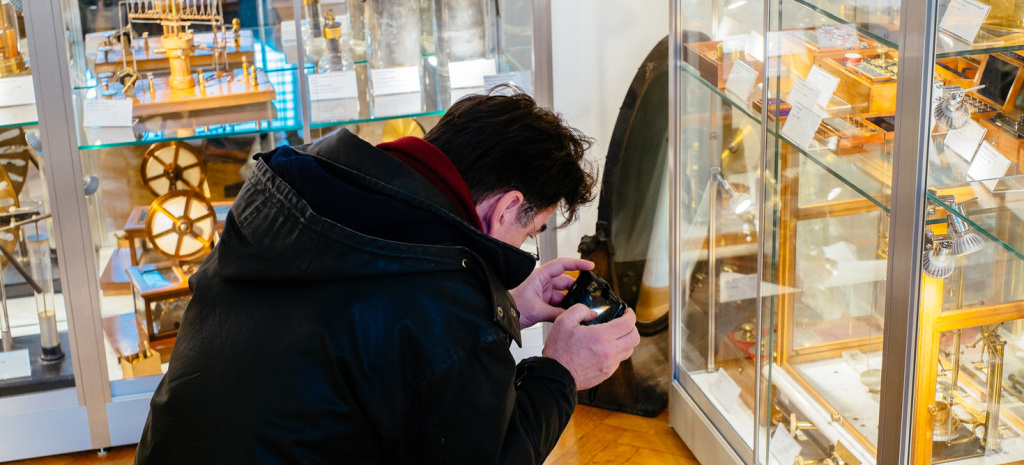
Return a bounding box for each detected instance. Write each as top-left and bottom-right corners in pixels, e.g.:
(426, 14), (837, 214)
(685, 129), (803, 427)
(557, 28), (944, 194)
(410, 333), (577, 465)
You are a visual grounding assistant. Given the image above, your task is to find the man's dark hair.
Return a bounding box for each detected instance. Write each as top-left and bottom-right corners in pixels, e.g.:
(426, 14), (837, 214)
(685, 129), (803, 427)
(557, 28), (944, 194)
(425, 87), (597, 227)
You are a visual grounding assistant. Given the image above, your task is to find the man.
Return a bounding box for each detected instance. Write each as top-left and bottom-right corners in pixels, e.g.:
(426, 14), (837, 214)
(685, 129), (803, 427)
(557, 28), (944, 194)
(135, 89), (640, 464)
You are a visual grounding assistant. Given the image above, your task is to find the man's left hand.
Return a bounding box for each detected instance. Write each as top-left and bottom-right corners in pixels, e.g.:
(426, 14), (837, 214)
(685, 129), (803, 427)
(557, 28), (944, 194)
(510, 258), (595, 329)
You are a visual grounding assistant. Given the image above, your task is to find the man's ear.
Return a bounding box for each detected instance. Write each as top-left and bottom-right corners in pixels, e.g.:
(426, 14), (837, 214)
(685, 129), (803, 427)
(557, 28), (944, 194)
(476, 190), (525, 236)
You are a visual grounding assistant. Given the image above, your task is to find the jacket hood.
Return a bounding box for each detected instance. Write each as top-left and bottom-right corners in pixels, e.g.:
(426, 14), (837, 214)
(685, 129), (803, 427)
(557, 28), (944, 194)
(207, 129), (537, 290)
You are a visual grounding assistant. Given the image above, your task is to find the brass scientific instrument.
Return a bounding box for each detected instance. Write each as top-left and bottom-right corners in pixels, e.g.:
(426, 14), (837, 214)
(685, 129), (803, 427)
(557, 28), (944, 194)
(0, 0), (25, 77)
(96, 0), (274, 116)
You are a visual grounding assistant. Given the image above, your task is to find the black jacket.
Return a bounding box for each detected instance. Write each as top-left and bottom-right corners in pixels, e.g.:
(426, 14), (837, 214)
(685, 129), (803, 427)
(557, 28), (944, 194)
(135, 129), (577, 464)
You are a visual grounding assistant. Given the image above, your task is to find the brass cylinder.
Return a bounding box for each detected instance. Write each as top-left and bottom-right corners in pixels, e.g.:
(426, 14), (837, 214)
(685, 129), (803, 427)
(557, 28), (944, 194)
(163, 33), (196, 90)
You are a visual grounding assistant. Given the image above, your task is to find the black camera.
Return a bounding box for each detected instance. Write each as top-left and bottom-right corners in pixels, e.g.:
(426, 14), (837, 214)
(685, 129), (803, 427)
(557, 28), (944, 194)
(561, 270), (628, 326)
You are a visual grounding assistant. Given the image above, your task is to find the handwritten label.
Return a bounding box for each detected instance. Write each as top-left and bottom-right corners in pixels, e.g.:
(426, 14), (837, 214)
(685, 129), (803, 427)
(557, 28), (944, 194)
(806, 65), (841, 109)
(83, 99), (133, 127)
(787, 78), (823, 113)
(967, 141), (1011, 190)
(944, 118), (986, 162)
(484, 71), (533, 95)
(725, 60), (759, 101)
(709, 369), (744, 414)
(370, 66), (421, 96)
(449, 58), (496, 89)
(940, 0), (991, 44)
(781, 103), (825, 149)
(308, 71), (358, 101)
(769, 424), (802, 464)
(0, 349), (31, 381)
(0, 76), (35, 108)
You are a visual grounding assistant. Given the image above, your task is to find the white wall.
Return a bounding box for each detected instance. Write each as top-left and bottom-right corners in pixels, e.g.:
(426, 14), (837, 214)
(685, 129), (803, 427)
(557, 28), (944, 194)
(549, 0), (669, 258)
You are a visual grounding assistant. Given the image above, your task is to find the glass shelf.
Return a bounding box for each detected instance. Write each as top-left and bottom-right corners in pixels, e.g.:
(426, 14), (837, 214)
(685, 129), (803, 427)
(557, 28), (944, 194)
(76, 67), (301, 150)
(680, 58), (1024, 262)
(792, 0), (1024, 58)
(678, 60), (891, 212)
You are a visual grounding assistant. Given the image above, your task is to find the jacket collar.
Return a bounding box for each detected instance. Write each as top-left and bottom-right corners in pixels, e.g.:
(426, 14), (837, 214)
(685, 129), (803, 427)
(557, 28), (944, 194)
(235, 129), (537, 291)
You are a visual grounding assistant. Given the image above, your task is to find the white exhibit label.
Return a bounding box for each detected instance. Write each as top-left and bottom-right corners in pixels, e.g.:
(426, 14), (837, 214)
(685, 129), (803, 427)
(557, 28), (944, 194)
(940, 0), (991, 44)
(806, 65), (841, 109)
(83, 99), (133, 127)
(944, 118), (987, 162)
(373, 92), (422, 117)
(0, 76), (35, 108)
(967, 141), (1011, 190)
(769, 424), (803, 464)
(781, 103), (825, 149)
(483, 71), (533, 95)
(709, 369), (744, 414)
(787, 78), (823, 114)
(308, 71), (358, 101)
(449, 58), (496, 89)
(725, 60), (759, 101)
(721, 272), (758, 302)
(281, 20), (297, 44)
(370, 66), (421, 96)
(0, 349), (31, 381)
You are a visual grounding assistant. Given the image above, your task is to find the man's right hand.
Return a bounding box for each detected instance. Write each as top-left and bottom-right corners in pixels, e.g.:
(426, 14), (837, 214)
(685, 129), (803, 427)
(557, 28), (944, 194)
(541, 304), (641, 390)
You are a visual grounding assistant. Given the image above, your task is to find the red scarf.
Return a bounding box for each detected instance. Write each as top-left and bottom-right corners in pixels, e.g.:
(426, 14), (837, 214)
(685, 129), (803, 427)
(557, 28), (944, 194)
(377, 137), (484, 231)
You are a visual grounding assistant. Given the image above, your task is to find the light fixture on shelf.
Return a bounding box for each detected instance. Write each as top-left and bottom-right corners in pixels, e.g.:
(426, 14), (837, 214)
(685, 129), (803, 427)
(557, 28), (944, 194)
(948, 211), (984, 256)
(934, 85), (983, 130)
(711, 169), (754, 215)
(938, 196), (984, 256)
(922, 230), (955, 279)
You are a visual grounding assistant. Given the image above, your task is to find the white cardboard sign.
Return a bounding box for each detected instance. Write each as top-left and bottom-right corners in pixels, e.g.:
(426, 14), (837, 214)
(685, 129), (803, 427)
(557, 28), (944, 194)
(370, 66), (421, 96)
(308, 71), (358, 101)
(940, 0), (991, 44)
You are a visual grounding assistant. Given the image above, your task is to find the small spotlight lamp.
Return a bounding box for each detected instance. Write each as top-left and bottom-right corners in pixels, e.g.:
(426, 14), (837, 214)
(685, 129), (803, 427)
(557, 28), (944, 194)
(922, 231), (955, 279)
(711, 169), (754, 215)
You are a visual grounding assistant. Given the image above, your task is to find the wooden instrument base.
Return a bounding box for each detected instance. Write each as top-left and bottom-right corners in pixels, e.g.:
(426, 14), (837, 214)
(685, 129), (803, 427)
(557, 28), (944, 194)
(101, 68), (276, 117)
(95, 30), (256, 74)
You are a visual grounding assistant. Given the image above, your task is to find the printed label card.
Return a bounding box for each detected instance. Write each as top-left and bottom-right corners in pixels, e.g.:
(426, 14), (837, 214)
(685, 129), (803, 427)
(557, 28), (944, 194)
(940, 0), (991, 44)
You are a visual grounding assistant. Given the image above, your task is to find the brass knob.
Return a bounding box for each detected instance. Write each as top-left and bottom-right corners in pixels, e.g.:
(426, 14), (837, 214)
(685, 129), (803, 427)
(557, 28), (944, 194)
(790, 413), (817, 437)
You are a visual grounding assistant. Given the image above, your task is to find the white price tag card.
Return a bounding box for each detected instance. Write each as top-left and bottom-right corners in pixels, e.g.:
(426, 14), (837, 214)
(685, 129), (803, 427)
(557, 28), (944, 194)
(83, 99), (133, 127)
(745, 31), (764, 62)
(709, 369), (744, 414)
(370, 66), (421, 96)
(308, 71), (358, 101)
(0, 76), (35, 108)
(449, 58), (496, 89)
(484, 71), (533, 95)
(944, 118), (987, 162)
(940, 0), (991, 44)
(786, 78), (823, 114)
(725, 60), (759, 101)
(967, 141), (1012, 190)
(806, 65), (841, 109)
(0, 349), (31, 381)
(781, 104), (825, 149)
(769, 424), (803, 465)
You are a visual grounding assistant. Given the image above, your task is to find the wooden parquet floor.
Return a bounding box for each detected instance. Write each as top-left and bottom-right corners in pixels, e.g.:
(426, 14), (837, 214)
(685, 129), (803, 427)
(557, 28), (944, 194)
(9, 405), (699, 464)
(543, 405), (701, 465)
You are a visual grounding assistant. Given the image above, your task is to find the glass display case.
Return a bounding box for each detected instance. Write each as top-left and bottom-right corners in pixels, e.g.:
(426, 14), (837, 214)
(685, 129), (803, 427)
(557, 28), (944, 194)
(669, 1), (1024, 464)
(0, 1), (91, 461)
(0, 0), (540, 459)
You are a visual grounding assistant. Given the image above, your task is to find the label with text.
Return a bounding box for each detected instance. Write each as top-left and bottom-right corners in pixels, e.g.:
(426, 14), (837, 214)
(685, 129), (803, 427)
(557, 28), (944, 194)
(370, 66), (421, 96)
(968, 141), (1011, 190)
(309, 71), (358, 101)
(449, 58), (496, 89)
(944, 118), (986, 162)
(83, 99), (134, 127)
(940, 0), (991, 44)
(725, 60), (759, 101)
